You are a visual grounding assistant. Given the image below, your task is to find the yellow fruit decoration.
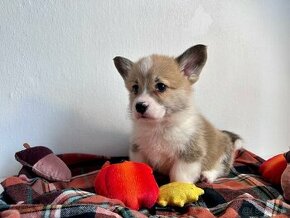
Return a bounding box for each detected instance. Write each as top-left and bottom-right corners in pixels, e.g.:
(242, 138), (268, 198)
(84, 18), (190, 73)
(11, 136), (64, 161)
(157, 182), (204, 207)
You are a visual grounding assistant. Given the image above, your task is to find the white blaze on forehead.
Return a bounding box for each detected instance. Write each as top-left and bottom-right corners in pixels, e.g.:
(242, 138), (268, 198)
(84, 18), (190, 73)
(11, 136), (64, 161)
(139, 56), (153, 75)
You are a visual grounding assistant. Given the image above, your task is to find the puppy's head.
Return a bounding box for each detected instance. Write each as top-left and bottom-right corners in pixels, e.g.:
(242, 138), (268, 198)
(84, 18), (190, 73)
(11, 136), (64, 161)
(113, 44), (207, 121)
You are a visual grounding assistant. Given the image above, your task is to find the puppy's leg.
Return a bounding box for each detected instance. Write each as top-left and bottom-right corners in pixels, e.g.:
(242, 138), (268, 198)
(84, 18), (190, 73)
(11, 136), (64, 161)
(201, 169), (222, 183)
(170, 160), (202, 183)
(129, 144), (146, 162)
(201, 151), (235, 183)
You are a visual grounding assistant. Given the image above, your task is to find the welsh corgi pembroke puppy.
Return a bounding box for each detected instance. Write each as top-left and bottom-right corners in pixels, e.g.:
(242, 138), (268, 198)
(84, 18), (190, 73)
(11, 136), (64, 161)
(113, 44), (242, 183)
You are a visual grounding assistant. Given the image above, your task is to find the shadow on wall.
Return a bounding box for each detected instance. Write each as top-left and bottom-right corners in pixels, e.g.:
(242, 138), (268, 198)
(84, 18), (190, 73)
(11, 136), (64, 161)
(10, 97), (130, 156)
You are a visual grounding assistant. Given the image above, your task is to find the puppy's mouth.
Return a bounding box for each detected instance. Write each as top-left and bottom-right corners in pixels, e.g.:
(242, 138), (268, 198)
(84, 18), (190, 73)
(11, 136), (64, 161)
(134, 111), (166, 121)
(135, 113), (155, 120)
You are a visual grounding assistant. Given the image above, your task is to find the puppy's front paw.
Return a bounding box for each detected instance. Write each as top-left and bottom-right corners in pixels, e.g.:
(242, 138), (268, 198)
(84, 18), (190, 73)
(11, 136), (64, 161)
(170, 161), (201, 183)
(201, 170), (219, 183)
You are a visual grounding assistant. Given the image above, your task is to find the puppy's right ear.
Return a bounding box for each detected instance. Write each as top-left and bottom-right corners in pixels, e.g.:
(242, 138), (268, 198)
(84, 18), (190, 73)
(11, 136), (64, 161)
(113, 56), (133, 80)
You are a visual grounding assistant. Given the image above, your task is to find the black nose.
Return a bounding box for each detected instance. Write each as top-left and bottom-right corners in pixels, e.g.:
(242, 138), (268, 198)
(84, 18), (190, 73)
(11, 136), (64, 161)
(135, 102), (148, 114)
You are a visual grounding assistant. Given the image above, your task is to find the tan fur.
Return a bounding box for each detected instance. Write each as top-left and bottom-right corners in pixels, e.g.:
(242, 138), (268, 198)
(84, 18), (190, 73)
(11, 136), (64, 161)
(199, 116), (234, 172)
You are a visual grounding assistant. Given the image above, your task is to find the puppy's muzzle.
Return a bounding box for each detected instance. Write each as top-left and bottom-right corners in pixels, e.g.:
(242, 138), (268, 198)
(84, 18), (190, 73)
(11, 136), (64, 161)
(135, 102), (148, 114)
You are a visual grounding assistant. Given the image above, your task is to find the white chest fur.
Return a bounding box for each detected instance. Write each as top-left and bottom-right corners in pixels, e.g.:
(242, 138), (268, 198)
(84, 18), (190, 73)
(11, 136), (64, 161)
(131, 111), (199, 174)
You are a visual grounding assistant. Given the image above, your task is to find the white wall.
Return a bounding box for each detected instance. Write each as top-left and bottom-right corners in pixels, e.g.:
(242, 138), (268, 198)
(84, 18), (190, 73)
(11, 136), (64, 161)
(0, 0), (289, 178)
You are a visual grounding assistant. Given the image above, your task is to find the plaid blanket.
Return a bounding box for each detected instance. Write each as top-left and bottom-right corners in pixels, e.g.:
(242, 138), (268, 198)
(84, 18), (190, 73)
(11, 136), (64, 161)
(1, 149), (289, 217)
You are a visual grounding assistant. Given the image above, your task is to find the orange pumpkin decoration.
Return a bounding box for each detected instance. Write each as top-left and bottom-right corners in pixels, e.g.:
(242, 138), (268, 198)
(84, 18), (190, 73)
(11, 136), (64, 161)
(94, 161), (159, 210)
(259, 154), (287, 185)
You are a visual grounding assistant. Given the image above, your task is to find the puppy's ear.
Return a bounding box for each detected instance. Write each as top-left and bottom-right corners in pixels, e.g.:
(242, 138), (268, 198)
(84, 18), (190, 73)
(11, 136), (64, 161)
(113, 56), (133, 80)
(176, 44), (207, 84)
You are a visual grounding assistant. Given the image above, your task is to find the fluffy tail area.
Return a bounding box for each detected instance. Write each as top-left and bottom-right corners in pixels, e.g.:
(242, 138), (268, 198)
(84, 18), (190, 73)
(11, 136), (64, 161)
(222, 130), (243, 150)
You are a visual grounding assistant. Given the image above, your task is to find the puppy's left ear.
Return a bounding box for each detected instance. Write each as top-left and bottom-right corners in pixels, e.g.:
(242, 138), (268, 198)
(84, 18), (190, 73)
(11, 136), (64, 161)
(176, 44), (207, 84)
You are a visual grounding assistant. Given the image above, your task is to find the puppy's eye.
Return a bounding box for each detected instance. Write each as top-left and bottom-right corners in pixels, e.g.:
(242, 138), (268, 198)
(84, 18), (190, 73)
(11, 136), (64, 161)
(132, 85), (139, 94)
(155, 83), (167, 92)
